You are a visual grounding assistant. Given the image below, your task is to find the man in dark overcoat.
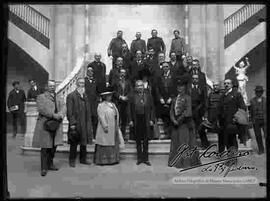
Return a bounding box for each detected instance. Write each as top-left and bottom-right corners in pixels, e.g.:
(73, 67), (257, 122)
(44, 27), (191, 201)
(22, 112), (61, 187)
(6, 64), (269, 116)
(156, 62), (177, 139)
(219, 79), (246, 162)
(66, 78), (93, 167)
(32, 80), (66, 176)
(130, 50), (146, 87)
(27, 79), (42, 101)
(7, 80), (26, 138)
(189, 74), (208, 148)
(128, 80), (155, 166)
(109, 57), (123, 89)
(86, 53), (106, 92)
(107, 30), (127, 66)
(147, 29), (166, 59)
(169, 29), (186, 63)
(114, 68), (132, 141)
(85, 67), (99, 139)
(250, 85), (267, 155)
(130, 32), (146, 60)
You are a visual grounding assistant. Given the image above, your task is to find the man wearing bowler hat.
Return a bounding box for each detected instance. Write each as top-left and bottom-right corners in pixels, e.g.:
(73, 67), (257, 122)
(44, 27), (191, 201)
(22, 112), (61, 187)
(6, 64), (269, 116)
(250, 85), (267, 155)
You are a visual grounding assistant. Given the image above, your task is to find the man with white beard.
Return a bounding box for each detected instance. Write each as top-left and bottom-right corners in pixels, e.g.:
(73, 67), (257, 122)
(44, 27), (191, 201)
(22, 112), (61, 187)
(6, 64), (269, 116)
(66, 78), (93, 167)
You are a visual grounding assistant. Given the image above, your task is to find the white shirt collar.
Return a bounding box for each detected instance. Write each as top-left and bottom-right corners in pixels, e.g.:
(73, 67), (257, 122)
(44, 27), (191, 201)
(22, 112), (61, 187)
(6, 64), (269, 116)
(225, 88), (232, 95)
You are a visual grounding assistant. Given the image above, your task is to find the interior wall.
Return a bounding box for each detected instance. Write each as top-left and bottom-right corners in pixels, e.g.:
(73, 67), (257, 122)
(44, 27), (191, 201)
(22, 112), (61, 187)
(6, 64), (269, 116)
(88, 4), (185, 74)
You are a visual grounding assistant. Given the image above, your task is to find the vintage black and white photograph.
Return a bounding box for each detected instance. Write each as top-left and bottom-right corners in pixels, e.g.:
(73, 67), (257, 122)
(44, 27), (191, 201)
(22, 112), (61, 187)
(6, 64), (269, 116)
(4, 3), (267, 198)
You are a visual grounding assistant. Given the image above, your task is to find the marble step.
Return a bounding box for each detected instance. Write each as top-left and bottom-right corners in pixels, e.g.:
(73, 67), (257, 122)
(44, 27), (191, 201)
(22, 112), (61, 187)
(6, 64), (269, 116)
(21, 140), (253, 155)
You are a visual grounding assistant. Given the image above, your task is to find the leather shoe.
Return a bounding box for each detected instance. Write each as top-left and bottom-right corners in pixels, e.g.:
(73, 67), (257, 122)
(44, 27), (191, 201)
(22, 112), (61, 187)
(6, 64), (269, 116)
(144, 161), (151, 166)
(69, 161), (76, 168)
(136, 161), (143, 165)
(48, 165), (59, 171)
(80, 160), (91, 165)
(41, 170), (47, 177)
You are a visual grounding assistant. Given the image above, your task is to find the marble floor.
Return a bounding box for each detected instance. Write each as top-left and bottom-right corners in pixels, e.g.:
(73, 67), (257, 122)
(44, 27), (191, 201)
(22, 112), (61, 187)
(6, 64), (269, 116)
(7, 134), (266, 198)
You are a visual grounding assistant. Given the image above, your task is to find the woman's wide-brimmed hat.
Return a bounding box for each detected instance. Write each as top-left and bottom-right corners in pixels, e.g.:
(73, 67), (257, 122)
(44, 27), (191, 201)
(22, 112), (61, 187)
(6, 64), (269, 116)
(99, 86), (115, 96)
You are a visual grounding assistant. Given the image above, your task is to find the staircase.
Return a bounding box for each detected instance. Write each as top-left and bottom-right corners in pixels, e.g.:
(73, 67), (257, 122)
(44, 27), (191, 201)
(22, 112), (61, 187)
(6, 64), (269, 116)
(15, 4), (265, 155)
(8, 4), (51, 74)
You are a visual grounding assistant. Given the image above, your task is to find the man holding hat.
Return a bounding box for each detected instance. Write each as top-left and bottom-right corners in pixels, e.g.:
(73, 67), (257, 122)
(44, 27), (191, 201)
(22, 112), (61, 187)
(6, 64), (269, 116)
(7, 81), (26, 138)
(250, 85), (266, 154)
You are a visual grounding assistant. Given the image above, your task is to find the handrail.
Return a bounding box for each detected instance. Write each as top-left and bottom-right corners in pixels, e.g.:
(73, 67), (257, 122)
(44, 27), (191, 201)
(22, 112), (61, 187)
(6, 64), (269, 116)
(224, 4), (265, 36)
(9, 4), (50, 39)
(56, 57), (87, 101)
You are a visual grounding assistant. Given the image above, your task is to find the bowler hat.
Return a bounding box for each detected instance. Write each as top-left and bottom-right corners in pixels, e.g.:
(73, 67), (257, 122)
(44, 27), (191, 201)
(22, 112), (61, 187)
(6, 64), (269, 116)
(254, 85), (264, 91)
(100, 86), (114, 96)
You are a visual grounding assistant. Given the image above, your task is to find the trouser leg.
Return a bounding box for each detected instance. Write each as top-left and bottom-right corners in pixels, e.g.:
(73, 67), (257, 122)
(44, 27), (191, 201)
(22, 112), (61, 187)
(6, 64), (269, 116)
(79, 145), (87, 162)
(136, 138), (143, 162)
(142, 136), (149, 162)
(198, 124), (209, 148)
(40, 148), (48, 171)
(92, 115), (98, 139)
(12, 113), (18, 136)
(254, 120), (264, 153)
(69, 143), (78, 162)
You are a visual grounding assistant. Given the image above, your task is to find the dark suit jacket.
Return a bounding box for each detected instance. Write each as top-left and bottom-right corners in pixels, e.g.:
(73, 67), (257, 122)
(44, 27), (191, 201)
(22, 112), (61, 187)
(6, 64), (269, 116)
(108, 68), (120, 89)
(189, 70), (207, 94)
(85, 77), (99, 117)
(156, 71), (177, 101)
(220, 89), (246, 124)
(147, 37), (166, 56)
(87, 61), (106, 91)
(7, 89), (26, 113)
(66, 90), (93, 145)
(130, 59), (146, 83)
(27, 87), (41, 101)
(169, 61), (186, 77)
(121, 50), (132, 72)
(188, 84), (207, 118)
(250, 96), (267, 122)
(130, 39), (146, 57)
(128, 91), (155, 139)
(107, 37), (127, 58)
(114, 79), (133, 106)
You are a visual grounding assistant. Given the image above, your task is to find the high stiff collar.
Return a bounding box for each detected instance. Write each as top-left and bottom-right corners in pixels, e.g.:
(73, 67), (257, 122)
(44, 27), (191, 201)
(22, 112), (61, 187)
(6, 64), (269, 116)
(163, 70), (171, 77)
(75, 89), (85, 99)
(225, 88), (232, 96)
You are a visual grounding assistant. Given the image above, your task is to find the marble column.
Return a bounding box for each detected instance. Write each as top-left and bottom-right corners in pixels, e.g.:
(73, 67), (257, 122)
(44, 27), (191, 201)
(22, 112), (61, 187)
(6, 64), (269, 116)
(188, 5), (225, 85)
(53, 5), (73, 83)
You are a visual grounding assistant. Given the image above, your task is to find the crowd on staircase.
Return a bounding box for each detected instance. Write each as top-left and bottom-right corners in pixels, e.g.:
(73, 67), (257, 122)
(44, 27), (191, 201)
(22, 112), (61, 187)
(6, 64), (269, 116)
(7, 29), (266, 177)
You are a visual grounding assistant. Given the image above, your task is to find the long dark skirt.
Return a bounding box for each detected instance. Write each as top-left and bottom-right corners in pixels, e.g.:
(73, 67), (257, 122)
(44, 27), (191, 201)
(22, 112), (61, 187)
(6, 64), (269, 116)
(168, 122), (201, 169)
(94, 129), (120, 165)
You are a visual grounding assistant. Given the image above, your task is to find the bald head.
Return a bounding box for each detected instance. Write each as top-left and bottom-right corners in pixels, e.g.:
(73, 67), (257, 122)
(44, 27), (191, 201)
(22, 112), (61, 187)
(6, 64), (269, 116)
(94, 53), (101, 62)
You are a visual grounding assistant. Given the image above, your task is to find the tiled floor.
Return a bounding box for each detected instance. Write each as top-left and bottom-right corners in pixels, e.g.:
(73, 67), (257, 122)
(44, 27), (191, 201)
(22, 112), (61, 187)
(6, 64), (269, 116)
(7, 134), (266, 198)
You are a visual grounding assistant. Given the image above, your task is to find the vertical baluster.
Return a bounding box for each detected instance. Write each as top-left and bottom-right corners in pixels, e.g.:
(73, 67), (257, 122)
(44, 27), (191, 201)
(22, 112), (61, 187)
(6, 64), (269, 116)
(25, 6), (29, 23)
(17, 5), (21, 18)
(29, 8), (32, 27)
(229, 18), (232, 34)
(22, 4), (24, 19)
(225, 21), (227, 36)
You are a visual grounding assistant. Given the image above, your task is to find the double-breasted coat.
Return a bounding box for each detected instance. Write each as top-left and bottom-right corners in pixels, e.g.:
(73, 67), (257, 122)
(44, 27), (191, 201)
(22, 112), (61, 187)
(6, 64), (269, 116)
(66, 90), (93, 145)
(32, 92), (66, 148)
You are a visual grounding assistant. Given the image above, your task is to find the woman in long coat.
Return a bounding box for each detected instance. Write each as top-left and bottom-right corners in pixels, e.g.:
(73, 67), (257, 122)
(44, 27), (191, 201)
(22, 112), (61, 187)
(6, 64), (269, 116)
(168, 79), (201, 169)
(94, 87), (120, 165)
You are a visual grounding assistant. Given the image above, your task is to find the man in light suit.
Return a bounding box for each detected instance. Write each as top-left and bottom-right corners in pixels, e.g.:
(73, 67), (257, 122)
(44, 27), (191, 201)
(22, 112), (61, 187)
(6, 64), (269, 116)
(32, 80), (66, 177)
